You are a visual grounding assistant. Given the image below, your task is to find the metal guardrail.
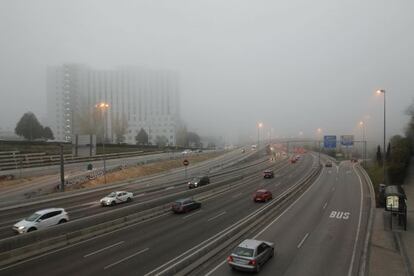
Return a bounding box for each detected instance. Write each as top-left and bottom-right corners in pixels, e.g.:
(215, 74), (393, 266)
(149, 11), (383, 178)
(148, 165), (322, 275)
(0, 155), (285, 267)
(0, 150), (164, 172)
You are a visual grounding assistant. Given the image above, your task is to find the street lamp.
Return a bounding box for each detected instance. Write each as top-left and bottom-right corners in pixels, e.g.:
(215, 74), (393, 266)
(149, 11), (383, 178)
(95, 102), (110, 184)
(359, 121), (366, 167)
(257, 122), (263, 147)
(376, 89), (386, 184)
(316, 128), (323, 165)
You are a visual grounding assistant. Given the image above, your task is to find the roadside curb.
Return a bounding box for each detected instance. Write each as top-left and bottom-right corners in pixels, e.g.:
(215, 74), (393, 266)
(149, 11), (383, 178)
(357, 165), (376, 276)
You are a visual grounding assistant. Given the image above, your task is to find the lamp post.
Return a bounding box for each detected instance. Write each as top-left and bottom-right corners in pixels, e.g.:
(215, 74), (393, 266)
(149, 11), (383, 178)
(96, 102), (110, 185)
(359, 121), (366, 168)
(317, 128), (322, 165)
(257, 122), (263, 148)
(376, 89), (386, 184)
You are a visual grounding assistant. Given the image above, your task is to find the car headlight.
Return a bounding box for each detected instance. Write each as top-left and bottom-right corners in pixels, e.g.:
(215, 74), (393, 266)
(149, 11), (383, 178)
(18, 226), (25, 230)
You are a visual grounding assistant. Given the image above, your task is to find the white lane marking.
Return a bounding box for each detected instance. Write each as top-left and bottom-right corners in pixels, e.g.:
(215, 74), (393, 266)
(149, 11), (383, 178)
(275, 182), (281, 187)
(183, 210), (202, 219)
(84, 241), (124, 258)
(323, 202), (328, 209)
(232, 193), (243, 198)
(332, 187), (335, 192)
(165, 186), (175, 190)
(207, 211), (226, 222)
(204, 165), (326, 276)
(0, 212), (168, 272)
(79, 201), (100, 207)
(103, 248), (149, 270)
(348, 165), (364, 276)
(297, 233), (309, 249)
(329, 211), (351, 220)
(336, 166), (339, 174)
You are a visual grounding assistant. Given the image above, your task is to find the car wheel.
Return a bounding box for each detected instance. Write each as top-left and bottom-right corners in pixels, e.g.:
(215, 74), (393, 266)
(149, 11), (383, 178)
(127, 197), (132, 202)
(27, 227), (36, 232)
(58, 219), (67, 224)
(111, 201), (116, 206)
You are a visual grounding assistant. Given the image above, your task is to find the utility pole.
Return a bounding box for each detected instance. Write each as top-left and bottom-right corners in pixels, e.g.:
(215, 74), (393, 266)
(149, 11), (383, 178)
(60, 144), (65, 192)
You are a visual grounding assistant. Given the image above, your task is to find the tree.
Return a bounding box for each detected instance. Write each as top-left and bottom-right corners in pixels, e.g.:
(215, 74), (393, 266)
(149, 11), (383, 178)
(155, 135), (168, 147)
(176, 126), (188, 147)
(187, 132), (201, 148)
(135, 128), (149, 145)
(376, 145), (382, 166)
(386, 142), (391, 163)
(43, 126), (54, 140)
(15, 112), (44, 140)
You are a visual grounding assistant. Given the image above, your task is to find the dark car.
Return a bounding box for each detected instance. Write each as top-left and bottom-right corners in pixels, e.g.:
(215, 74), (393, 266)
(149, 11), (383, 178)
(253, 189), (273, 202)
(171, 198), (202, 213)
(188, 176), (210, 189)
(325, 161), (333, 167)
(263, 170), (274, 179)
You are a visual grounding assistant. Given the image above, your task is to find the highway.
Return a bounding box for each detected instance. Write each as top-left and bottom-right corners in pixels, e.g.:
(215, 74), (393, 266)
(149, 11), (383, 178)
(0, 147), (269, 239)
(0, 152), (317, 275)
(0, 150), (229, 202)
(205, 161), (370, 276)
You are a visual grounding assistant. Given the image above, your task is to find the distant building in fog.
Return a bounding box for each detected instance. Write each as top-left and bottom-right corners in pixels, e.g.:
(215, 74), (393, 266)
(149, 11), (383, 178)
(46, 64), (180, 145)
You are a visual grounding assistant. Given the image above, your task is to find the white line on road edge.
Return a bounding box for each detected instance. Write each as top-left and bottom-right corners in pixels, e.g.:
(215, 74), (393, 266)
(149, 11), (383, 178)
(207, 211), (226, 222)
(297, 233), (310, 249)
(104, 247), (149, 270)
(232, 193), (243, 198)
(84, 241), (125, 258)
(347, 165), (364, 276)
(205, 165), (326, 276)
(183, 210), (202, 219)
(323, 202), (328, 209)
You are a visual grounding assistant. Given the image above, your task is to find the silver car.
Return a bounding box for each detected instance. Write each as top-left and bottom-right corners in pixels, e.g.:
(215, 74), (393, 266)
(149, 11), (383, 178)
(13, 208), (69, 234)
(227, 239), (274, 272)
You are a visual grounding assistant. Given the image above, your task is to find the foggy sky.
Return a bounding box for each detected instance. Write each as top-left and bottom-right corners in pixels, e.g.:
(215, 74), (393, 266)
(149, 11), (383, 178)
(0, 0), (413, 145)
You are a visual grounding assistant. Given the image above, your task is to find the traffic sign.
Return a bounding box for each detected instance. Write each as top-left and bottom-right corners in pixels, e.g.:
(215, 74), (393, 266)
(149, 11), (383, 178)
(183, 159), (189, 166)
(324, 135), (337, 149)
(340, 135), (354, 146)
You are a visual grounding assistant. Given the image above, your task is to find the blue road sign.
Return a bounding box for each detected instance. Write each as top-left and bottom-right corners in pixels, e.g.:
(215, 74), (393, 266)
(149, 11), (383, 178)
(324, 135), (337, 149)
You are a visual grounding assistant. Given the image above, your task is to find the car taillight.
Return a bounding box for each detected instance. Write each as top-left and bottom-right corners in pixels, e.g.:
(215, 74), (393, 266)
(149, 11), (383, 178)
(227, 256), (233, 263)
(248, 259), (256, 266)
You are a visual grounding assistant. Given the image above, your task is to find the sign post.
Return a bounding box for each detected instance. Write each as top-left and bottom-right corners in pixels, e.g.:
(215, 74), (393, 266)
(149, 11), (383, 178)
(183, 159), (189, 179)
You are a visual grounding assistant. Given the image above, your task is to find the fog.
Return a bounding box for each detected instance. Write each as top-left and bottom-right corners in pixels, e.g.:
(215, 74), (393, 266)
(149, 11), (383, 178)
(0, 0), (413, 145)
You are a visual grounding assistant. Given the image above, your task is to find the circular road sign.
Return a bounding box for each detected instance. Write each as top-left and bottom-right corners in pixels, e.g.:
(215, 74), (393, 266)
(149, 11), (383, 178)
(183, 159), (190, 166)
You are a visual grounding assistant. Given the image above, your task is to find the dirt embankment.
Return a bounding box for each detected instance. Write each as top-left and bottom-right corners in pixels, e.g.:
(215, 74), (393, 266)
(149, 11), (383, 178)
(67, 152), (223, 190)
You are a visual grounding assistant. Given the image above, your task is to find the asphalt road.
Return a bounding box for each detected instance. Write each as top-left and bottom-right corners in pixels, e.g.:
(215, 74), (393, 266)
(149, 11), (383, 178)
(206, 161), (370, 276)
(0, 149), (240, 202)
(0, 152), (317, 275)
(0, 148), (270, 239)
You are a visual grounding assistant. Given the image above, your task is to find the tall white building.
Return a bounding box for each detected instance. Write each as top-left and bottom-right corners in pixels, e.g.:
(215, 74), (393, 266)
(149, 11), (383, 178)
(47, 64), (180, 145)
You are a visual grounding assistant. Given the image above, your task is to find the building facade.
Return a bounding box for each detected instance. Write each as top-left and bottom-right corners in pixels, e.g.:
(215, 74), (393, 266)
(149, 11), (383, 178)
(47, 64), (180, 145)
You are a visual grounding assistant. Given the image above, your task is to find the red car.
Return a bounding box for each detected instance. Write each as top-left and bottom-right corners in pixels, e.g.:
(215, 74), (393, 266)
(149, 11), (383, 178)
(253, 189), (273, 202)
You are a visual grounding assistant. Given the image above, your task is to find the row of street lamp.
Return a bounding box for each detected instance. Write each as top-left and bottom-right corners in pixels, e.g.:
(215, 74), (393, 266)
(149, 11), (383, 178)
(255, 89), (387, 183)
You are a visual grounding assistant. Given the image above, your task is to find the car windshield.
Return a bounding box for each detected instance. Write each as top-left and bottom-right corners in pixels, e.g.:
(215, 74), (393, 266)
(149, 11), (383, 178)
(233, 247), (254, 257)
(107, 192), (116, 198)
(26, 213), (41, 222)
(191, 178), (200, 182)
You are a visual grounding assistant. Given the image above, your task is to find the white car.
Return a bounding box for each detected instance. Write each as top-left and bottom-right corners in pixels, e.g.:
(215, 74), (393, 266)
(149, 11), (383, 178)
(13, 208), (69, 234)
(181, 149), (192, 155)
(100, 191), (133, 206)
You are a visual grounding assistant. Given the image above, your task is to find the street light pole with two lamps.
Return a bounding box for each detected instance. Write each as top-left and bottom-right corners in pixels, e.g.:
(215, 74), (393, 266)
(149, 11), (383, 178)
(95, 102), (110, 185)
(376, 89), (386, 184)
